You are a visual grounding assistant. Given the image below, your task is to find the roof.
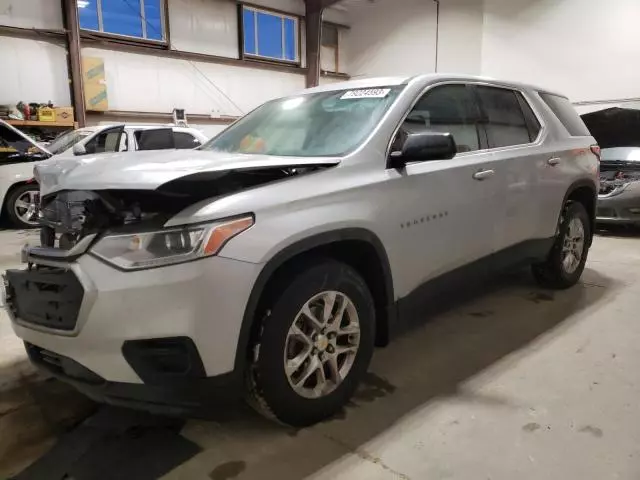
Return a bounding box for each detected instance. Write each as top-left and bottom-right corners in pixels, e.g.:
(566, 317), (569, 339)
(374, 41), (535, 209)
(303, 73), (566, 98)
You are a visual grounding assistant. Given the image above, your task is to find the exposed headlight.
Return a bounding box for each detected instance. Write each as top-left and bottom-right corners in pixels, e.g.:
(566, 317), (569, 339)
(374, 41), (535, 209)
(90, 215), (254, 270)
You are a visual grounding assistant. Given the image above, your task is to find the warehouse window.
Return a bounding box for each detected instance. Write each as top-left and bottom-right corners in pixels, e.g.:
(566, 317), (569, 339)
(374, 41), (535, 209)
(78, 0), (165, 41)
(241, 5), (299, 63)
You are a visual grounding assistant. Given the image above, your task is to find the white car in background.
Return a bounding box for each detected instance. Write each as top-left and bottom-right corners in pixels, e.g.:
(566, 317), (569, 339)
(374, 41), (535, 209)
(0, 121), (208, 228)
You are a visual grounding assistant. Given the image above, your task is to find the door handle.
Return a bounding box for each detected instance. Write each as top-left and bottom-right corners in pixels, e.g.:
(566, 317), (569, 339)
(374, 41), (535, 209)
(547, 157), (561, 166)
(473, 169), (495, 181)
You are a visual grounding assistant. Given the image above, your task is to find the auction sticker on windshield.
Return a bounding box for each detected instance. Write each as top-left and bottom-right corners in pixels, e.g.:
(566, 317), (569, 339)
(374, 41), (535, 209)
(341, 88), (391, 99)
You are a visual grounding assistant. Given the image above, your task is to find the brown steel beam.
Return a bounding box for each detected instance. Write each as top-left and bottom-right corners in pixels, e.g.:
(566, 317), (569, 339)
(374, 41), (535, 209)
(304, 0), (343, 87)
(61, 0), (86, 127)
(0, 25), (66, 42)
(305, 0), (342, 15)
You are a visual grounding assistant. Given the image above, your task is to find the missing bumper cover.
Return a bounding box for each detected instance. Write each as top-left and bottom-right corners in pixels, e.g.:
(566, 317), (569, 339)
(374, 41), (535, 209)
(5, 267), (84, 331)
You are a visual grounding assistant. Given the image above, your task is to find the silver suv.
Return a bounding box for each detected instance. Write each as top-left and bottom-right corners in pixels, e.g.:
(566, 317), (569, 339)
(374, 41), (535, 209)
(2, 75), (599, 426)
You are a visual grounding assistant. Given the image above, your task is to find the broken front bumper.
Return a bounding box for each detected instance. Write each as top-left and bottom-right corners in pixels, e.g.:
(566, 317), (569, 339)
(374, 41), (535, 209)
(2, 243), (262, 413)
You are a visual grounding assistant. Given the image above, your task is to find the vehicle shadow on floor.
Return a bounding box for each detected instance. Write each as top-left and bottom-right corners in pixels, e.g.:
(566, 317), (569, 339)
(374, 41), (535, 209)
(169, 267), (617, 480)
(8, 268), (617, 480)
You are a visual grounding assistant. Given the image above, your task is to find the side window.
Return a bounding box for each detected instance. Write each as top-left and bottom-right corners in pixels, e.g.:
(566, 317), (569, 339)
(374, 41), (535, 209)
(476, 86), (531, 148)
(134, 128), (175, 150)
(84, 128), (124, 155)
(173, 132), (202, 149)
(539, 93), (591, 137)
(397, 85), (481, 154)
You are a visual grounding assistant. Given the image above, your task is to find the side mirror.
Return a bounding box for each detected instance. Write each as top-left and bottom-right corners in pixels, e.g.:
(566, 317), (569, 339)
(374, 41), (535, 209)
(389, 132), (457, 168)
(73, 143), (87, 156)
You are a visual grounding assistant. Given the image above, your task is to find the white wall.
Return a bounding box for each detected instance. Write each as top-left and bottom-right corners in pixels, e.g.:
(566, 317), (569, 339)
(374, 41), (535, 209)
(0, 0), (63, 29)
(344, 0), (438, 78)
(437, 0), (483, 74)
(168, 0), (238, 57)
(341, 0), (483, 79)
(0, 37), (70, 106)
(482, 0), (640, 103)
(0, 0), (68, 105)
(81, 47), (305, 117)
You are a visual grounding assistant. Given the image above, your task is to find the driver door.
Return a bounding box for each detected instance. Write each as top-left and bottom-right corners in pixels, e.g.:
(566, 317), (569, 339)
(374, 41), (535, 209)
(384, 84), (504, 298)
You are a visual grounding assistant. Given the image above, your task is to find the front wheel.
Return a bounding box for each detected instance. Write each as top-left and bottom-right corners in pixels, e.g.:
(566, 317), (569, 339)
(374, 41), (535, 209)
(247, 260), (375, 426)
(5, 184), (40, 229)
(532, 201), (590, 289)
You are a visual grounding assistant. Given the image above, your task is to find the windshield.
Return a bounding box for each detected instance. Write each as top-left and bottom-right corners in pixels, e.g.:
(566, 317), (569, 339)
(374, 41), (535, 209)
(47, 129), (92, 155)
(201, 86), (404, 157)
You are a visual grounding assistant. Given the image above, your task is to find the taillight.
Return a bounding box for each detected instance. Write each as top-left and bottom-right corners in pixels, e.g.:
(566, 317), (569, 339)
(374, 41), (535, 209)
(590, 145), (601, 162)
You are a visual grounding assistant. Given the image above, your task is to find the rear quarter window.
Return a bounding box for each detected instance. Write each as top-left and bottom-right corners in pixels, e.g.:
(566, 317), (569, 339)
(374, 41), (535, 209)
(539, 93), (591, 137)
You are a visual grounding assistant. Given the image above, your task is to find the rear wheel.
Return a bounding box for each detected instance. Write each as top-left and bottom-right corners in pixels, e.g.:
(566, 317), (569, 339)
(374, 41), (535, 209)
(5, 184), (40, 229)
(532, 202), (590, 289)
(247, 260), (375, 426)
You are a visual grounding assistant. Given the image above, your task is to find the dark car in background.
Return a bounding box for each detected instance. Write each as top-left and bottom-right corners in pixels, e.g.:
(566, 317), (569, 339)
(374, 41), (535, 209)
(597, 147), (640, 225)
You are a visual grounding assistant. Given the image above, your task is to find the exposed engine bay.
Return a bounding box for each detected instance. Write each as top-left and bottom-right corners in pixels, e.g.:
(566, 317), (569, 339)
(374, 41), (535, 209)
(39, 165), (327, 249)
(599, 165), (640, 196)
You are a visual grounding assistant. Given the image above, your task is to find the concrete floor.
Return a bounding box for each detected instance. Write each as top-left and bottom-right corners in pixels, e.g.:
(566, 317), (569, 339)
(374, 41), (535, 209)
(1, 228), (640, 479)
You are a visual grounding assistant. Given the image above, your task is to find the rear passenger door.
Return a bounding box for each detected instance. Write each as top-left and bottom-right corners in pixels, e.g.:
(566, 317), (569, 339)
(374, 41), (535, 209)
(475, 85), (546, 250)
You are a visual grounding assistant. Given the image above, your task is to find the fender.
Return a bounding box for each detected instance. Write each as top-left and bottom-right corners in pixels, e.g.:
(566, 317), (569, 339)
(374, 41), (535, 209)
(232, 228), (395, 373)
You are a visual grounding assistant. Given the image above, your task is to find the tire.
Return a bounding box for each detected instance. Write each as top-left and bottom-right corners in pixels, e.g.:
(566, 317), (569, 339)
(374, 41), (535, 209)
(247, 259), (375, 426)
(4, 184), (40, 229)
(532, 201), (590, 289)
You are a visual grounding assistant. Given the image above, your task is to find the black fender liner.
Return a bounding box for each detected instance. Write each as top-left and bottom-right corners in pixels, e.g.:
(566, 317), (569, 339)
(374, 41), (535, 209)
(232, 228), (395, 374)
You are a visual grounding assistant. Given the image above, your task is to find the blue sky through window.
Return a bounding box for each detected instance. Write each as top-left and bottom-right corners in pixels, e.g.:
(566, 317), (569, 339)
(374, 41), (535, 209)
(78, 0), (164, 41)
(242, 6), (297, 62)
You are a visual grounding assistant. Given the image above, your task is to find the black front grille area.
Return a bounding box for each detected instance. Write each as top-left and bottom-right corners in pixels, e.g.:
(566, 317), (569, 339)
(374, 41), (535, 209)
(4, 267), (84, 331)
(25, 343), (104, 385)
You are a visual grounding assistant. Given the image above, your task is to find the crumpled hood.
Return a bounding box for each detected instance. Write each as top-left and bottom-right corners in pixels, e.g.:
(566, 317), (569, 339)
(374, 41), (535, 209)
(35, 149), (340, 196)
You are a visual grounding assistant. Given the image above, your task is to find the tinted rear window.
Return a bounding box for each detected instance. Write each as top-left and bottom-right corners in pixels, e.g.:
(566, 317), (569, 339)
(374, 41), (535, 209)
(540, 93), (590, 137)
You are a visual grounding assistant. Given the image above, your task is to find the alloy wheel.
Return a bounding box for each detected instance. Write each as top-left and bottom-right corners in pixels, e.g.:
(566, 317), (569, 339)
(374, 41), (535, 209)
(283, 291), (361, 399)
(13, 189), (39, 226)
(561, 217), (585, 274)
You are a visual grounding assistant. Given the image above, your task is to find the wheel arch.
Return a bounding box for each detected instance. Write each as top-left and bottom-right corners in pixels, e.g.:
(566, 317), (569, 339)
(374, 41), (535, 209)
(234, 228), (396, 374)
(562, 178), (597, 245)
(1, 179), (37, 214)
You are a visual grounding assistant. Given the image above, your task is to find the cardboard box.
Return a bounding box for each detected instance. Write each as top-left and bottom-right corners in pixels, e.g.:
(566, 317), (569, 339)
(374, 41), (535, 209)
(82, 57), (108, 111)
(54, 107), (75, 123)
(37, 107), (55, 122)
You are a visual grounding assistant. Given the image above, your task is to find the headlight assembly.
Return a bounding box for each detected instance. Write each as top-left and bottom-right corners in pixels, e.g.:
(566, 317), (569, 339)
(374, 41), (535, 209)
(90, 215), (254, 270)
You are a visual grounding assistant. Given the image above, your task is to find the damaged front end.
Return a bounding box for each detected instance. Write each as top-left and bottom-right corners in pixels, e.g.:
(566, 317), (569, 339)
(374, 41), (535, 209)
(5, 161), (333, 334)
(599, 169), (640, 197)
(38, 164), (329, 249)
